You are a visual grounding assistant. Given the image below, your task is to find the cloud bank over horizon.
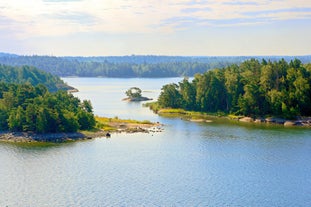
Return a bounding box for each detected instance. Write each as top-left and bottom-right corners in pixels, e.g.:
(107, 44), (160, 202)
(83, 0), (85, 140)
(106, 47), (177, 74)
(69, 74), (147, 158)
(0, 0), (311, 56)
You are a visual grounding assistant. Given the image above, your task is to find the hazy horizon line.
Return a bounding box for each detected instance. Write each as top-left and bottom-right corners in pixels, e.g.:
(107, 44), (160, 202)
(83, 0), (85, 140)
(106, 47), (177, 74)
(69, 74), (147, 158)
(1, 51), (311, 58)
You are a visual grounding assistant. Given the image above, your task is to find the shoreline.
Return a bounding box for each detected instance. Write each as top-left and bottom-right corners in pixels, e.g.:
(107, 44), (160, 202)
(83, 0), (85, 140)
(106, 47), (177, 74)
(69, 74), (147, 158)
(0, 122), (164, 144)
(236, 116), (311, 127)
(156, 108), (311, 128)
(122, 97), (152, 102)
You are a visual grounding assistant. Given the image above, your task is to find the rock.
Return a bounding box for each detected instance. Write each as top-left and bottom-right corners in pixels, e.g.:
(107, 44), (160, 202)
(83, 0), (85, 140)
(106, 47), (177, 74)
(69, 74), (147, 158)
(300, 117), (311, 126)
(122, 97), (152, 102)
(275, 118), (286, 124)
(254, 118), (265, 123)
(67, 88), (79, 93)
(239, 117), (254, 122)
(294, 121), (303, 126)
(265, 117), (285, 124)
(265, 117), (275, 123)
(190, 119), (213, 123)
(284, 121), (296, 126)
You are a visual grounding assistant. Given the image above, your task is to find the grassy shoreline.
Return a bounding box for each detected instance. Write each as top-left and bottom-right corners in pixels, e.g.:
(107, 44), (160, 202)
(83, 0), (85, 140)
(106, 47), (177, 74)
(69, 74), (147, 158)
(144, 102), (311, 128)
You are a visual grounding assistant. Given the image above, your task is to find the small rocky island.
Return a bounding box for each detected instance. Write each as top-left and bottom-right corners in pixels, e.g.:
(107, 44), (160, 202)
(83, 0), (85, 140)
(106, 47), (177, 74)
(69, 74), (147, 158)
(122, 87), (152, 102)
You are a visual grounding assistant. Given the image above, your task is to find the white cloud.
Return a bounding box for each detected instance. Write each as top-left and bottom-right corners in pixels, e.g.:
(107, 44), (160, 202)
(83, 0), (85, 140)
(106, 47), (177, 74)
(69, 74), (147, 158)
(0, 0), (311, 38)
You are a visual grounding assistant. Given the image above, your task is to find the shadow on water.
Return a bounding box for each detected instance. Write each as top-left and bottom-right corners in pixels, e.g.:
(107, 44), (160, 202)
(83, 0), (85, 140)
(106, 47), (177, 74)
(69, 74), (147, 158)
(0, 138), (95, 152)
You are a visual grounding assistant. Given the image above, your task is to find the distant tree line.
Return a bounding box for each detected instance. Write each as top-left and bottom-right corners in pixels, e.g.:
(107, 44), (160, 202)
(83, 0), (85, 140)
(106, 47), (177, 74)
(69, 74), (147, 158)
(158, 59), (311, 118)
(1, 53), (310, 78)
(0, 64), (72, 92)
(0, 55), (233, 77)
(0, 83), (96, 133)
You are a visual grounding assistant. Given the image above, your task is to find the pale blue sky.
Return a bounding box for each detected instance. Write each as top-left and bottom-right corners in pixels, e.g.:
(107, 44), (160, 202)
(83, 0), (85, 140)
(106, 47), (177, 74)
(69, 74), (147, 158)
(0, 0), (311, 56)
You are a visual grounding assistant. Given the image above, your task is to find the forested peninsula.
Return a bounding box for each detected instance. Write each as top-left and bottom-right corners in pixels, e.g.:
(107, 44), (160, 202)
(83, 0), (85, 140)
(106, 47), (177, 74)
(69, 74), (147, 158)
(0, 82), (96, 133)
(0, 64), (73, 92)
(0, 64), (161, 143)
(152, 59), (311, 125)
(0, 64), (97, 142)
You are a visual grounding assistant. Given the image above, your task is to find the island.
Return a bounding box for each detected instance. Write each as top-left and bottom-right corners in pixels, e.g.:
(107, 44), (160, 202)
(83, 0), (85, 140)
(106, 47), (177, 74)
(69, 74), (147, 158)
(122, 87), (152, 102)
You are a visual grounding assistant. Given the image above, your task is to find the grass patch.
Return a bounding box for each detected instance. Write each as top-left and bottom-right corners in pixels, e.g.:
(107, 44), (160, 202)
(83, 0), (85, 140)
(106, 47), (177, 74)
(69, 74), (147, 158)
(94, 116), (155, 131)
(158, 108), (187, 114)
(228, 114), (243, 119)
(95, 116), (151, 124)
(143, 102), (160, 112)
(148, 105), (231, 123)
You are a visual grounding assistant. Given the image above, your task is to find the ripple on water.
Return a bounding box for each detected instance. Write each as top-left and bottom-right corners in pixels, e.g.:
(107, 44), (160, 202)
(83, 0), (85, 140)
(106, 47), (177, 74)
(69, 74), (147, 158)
(1, 77), (311, 206)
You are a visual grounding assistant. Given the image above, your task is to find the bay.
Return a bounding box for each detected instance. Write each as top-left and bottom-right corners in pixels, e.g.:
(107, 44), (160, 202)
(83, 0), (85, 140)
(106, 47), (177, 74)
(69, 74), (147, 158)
(0, 77), (310, 207)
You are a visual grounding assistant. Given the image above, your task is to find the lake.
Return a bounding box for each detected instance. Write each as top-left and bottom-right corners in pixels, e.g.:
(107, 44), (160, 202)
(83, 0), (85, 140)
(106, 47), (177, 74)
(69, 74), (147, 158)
(1, 77), (311, 207)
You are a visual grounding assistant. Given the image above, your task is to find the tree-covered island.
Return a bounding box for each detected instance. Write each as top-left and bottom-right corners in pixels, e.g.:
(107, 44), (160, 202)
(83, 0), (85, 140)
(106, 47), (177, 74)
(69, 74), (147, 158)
(148, 59), (311, 126)
(122, 87), (152, 101)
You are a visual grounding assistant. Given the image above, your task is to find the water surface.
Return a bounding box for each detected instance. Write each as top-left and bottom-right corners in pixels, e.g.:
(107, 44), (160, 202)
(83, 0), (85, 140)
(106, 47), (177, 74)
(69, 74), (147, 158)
(0, 77), (310, 207)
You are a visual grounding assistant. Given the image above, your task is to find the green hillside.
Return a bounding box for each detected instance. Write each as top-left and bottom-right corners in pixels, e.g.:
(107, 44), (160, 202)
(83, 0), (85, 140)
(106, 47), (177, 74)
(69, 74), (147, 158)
(0, 64), (73, 92)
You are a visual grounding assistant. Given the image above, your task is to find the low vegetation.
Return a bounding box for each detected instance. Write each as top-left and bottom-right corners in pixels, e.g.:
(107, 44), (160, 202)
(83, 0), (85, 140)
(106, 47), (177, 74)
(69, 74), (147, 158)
(95, 116), (153, 131)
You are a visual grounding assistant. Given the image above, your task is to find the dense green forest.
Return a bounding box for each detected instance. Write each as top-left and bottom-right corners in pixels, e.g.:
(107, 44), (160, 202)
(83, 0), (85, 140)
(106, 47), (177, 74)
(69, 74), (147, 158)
(157, 59), (311, 118)
(1, 53), (310, 77)
(0, 83), (96, 133)
(0, 64), (73, 92)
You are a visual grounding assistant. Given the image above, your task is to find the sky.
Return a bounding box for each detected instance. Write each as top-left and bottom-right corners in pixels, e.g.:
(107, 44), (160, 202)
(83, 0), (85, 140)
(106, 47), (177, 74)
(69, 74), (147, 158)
(0, 0), (311, 56)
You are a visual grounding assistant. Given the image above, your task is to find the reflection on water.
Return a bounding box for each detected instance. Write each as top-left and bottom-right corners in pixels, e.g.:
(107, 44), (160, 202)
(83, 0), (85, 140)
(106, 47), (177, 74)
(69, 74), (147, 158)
(0, 77), (311, 207)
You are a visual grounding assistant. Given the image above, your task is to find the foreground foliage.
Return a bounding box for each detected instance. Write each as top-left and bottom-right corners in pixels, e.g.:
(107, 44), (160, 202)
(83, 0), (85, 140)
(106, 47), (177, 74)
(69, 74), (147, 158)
(0, 83), (96, 133)
(157, 59), (311, 119)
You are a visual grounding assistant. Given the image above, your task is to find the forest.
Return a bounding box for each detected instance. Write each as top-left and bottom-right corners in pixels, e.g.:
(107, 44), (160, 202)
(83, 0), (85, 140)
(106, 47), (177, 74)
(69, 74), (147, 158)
(0, 63), (95, 133)
(0, 82), (96, 133)
(0, 64), (73, 92)
(1, 53), (310, 77)
(157, 59), (311, 119)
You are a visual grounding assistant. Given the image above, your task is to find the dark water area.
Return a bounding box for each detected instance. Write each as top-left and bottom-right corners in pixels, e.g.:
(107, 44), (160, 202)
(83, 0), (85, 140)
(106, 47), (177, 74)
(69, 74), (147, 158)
(0, 78), (310, 206)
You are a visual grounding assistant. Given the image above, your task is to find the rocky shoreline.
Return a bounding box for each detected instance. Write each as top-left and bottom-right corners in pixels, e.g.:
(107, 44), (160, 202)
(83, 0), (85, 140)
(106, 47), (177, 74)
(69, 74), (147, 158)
(0, 124), (164, 143)
(122, 97), (152, 102)
(237, 116), (311, 127)
(0, 131), (91, 143)
(156, 107), (311, 128)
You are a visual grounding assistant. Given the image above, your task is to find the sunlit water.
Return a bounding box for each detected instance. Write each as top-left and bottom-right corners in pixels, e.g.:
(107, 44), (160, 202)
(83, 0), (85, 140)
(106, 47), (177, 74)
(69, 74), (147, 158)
(0, 77), (311, 207)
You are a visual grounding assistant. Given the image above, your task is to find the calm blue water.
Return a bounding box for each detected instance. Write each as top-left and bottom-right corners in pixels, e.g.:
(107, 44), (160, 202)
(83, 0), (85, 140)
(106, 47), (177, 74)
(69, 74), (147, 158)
(0, 77), (310, 207)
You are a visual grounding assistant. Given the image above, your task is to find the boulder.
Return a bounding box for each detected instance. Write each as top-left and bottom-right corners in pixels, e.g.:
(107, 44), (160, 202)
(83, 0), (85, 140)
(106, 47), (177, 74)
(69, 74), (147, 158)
(239, 117), (254, 122)
(284, 121), (296, 126)
(265, 117), (285, 124)
(254, 118), (265, 123)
